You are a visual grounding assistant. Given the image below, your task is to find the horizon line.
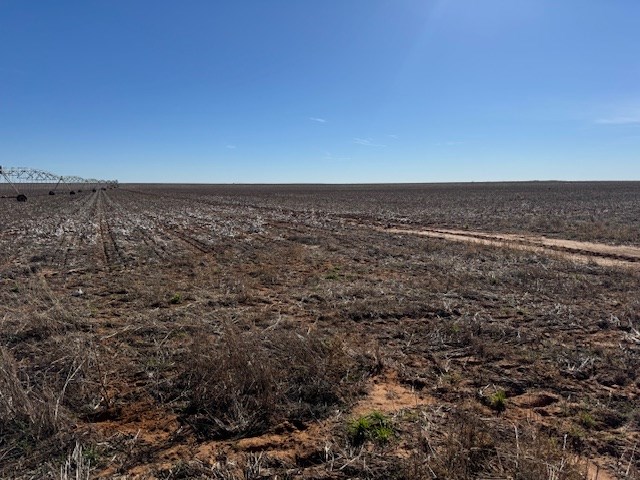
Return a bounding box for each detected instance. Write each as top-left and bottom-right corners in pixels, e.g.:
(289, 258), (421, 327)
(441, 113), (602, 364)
(117, 179), (640, 185)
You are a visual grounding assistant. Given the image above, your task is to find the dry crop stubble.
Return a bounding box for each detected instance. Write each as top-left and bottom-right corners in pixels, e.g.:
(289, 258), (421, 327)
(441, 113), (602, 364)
(0, 183), (638, 478)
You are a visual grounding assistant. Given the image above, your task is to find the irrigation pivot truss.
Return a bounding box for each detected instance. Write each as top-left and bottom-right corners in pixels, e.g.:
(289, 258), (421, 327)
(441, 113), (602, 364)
(0, 165), (118, 201)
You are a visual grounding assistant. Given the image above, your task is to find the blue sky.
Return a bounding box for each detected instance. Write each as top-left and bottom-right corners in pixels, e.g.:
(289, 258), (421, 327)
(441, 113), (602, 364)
(1, 1), (639, 183)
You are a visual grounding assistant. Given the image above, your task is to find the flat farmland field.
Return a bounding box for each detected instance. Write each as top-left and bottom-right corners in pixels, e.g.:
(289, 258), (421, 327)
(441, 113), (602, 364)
(1, 182), (639, 479)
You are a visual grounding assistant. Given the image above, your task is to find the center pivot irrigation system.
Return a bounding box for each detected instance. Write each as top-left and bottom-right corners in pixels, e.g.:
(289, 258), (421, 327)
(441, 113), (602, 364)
(0, 166), (118, 201)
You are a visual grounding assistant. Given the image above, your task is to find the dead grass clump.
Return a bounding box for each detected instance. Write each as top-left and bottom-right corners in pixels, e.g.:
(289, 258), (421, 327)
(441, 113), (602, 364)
(307, 407), (584, 479)
(0, 337), (117, 475)
(0, 347), (61, 466)
(59, 441), (92, 480)
(7, 333), (117, 423)
(0, 346), (53, 435)
(174, 324), (374, 439)
(52, 344), (115, 420)
(0, 280), (79, 346)
(426, 412), (497, 478)
(404, 412), (584, 480)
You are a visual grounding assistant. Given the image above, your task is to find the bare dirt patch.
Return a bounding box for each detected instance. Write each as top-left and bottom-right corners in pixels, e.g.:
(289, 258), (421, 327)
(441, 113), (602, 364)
(382, 226), (640, 268)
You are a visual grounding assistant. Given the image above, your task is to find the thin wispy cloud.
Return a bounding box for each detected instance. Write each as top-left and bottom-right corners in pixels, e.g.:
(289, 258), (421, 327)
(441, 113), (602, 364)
(309, 117), (327, 123)
(435, 140), (464, 146)
(354, 137), (386, 147)
(323, 152), (351, 161)
(387, 134), (399, 139)
(595, 117), (640, 125)
(226, 144), (236, 149)
(593, 101), (640, 125)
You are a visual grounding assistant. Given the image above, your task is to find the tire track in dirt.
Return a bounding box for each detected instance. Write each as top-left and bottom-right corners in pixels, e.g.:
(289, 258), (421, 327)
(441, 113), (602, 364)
(139, 211), (215, 255)
(0, 191), (98, 275)
(96, 190), (123, 271)
(111, 190), (217, 257)
(379, 225), (640, 269)
(56, 190), (99, 272)
(170, 228), (212, 254)
(137, 233), (168, 260)
(101, 197), (214, 259)
(138, 219), (212, 256)
(115, 189), (271, 256)
(101, 192), (168, 261)
(158, 222), (213, 254)
(135, 214), (211, 256)
(133, 211), (213, 257)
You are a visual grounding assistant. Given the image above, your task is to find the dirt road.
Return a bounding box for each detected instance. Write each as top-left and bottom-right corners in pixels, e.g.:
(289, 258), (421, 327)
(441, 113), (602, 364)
(381, 226), (640, 268)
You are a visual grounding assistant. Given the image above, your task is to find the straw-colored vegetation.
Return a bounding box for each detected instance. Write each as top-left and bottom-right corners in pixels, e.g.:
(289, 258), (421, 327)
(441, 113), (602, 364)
(1, 182), (638, 478)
